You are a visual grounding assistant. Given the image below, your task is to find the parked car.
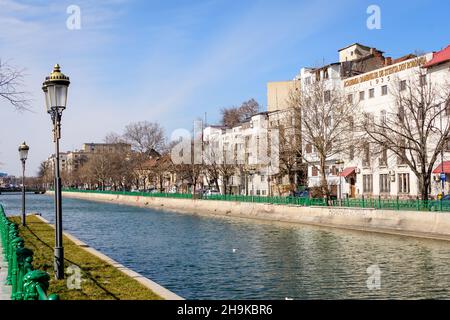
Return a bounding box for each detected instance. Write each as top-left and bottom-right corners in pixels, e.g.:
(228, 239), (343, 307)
(441, 194), (450, 201)
(204, 189), (221, 196)
(288, 190), (310, 198)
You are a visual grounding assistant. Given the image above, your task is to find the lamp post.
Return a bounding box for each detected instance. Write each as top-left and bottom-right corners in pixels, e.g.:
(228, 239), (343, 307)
(335, 159), (345, 205)
(42, 64), (70, 280)
(18, 142), (29, 226)
(248, 168), (256, 198)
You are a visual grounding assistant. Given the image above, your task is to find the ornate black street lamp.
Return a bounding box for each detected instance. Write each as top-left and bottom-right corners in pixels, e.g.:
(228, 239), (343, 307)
(18, 141), (29, 226)
(42, 64), (70, 280)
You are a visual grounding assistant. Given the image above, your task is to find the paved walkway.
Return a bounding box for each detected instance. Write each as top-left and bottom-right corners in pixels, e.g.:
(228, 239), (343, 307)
(0, 243), (11, 300)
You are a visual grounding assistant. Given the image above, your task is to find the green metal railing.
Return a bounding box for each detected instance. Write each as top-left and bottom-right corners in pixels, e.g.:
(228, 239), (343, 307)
(0, 205), (58, 300)
(61, 188), (450, 212)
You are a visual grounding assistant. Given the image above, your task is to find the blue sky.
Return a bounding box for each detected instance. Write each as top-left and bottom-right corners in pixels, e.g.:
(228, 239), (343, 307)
(0, 0), (449, 176)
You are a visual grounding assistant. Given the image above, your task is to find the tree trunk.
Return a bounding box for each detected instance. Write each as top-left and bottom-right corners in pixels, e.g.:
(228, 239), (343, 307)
(319, 155), (330, 201)
(215, 179), (220, 192)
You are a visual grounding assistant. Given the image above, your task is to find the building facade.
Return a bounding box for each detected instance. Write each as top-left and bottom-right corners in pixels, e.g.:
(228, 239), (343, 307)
(299, 44), (450, 199)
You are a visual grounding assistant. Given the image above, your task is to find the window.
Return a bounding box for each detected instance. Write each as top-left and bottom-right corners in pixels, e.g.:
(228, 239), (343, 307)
(359, 91), (365, 101)
(363, 143), (370, 167)
(380, 148), (388, 166)
(381, 85), (388, 96)
(262, 190), (266, 196)
(379, 174), (390, 193)
(363, 174), (373, 193)
(349, 145), (355, 160)
(324, 90), (331, 102)
(398, 106), (405, 121)
(380, 110), (387, 126)
(323, 69), (329, 79)
(445, 101), (450, 116)
(305, 77), (311, 85)
(398, 173), (410, 193)
(420, 75), (427, 86)
(397, 140), (406, 165)
(347, 94), (353, 103)
(305, 143), (313, 154)
(312, 166), (318, 177)
(418, 104), (424, 121)
(446, 139), (450, 152)
(330, 166), (338, 176)
(400, 80), (407, 91)
(369, 88), (375, 98)
(348, 116), (354, 131)
(261, 175), (266, 182)
(256, 190), (261, 196)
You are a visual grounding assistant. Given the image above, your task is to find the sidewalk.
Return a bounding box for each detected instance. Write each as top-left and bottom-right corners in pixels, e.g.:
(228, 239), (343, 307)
(0, 243), (11, 300)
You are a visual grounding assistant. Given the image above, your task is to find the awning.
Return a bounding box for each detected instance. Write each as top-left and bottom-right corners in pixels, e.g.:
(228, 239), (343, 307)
(432, 161), (450, 174)
(340, 166), (357, 177)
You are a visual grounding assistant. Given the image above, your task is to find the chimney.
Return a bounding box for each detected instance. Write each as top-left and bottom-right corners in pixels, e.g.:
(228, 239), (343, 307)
(385, 57), (392, 66)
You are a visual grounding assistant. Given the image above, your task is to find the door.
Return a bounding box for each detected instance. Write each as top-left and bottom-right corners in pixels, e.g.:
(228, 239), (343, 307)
(350, 177), (356, 198)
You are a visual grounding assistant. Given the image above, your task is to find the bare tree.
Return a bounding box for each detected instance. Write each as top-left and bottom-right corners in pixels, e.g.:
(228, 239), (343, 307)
(104, 132), (124, 144)
(123, 121), (165, 154)
(37, 161), (52, 189)
(361, 66), (450, 200)
(0, 60), (29, 110)
(221, 99), (259, 127)
(122, 121), (166, 189)
(298, 80), (358, 199)
(269, 96), (305, 195)
(203, 139), (236, 194)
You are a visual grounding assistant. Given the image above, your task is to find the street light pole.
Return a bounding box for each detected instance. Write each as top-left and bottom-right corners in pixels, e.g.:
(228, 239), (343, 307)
(18, 142), (29, 226)
(42, 64), (70, 280)
(53, 111), (64, 279)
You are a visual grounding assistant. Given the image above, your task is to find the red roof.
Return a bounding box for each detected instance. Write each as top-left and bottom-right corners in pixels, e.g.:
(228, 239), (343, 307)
(432, 161), (450, 174)
(423, 45), (450, 68)
(340, 166), (357, 177)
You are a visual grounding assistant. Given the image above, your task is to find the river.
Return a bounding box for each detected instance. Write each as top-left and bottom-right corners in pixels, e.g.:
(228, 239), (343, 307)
(2, 193), (450, 299)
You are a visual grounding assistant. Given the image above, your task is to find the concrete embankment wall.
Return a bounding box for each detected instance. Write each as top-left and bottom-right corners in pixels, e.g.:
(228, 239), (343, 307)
(52, 191), (450, 241)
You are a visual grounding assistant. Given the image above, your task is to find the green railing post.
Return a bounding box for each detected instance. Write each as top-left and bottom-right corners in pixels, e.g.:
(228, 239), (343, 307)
(378, 195), (381, 209)
(9, 236), (24, 299)
(0, 206), (58, 301)
(23, 270), (50, 300)
(15, 247), (33, 300)
(362, 195), (365, 208)
(396, 196), (400, 211)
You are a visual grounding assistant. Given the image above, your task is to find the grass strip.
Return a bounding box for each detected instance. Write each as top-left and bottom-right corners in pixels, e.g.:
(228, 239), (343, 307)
(9, 215), (162, 300)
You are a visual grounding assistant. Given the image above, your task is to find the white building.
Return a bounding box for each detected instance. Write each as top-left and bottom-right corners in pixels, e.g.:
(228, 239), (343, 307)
(300, 43), (450, 199)
(203, 113), (273, 196)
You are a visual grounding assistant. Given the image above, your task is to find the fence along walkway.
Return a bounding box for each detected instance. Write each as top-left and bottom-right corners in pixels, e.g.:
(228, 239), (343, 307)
(0, 205), (58, 300)
(63, 189), (450, 212)
(0, 241), (11, 300)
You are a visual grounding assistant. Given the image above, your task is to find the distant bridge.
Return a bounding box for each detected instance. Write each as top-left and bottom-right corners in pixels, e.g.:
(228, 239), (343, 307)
(0, 187), (46, 194)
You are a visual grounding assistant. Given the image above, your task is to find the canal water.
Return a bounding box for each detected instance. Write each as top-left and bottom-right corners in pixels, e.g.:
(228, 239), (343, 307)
(2, 193), (450, 299)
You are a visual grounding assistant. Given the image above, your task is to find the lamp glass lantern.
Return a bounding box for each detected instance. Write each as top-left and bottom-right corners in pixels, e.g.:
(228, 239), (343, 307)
(18, 142), (29, 162)
(42, 64), (70, 113)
